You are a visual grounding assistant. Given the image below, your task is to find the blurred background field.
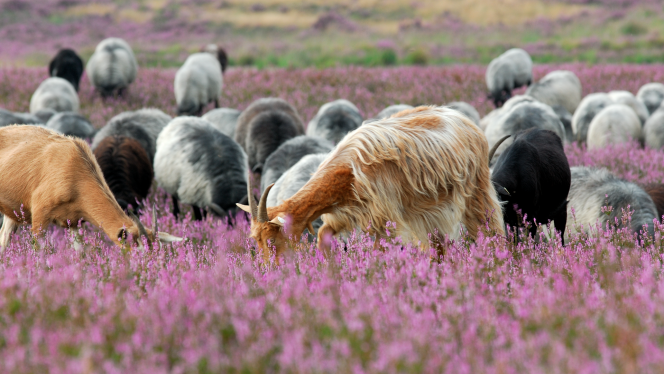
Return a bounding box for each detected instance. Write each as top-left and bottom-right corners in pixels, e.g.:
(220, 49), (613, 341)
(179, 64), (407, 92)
(2, 0), (664, 68)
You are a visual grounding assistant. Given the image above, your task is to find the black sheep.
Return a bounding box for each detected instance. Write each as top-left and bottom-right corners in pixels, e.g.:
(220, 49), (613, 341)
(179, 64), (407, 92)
(490, 128), (571, 243)
(48, 49), (84, 92)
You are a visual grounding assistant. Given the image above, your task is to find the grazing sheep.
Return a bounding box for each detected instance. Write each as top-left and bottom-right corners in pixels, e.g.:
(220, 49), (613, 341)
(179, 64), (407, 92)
(375, 104), (414, 120)
(93, 135), (153, 212)
(30, 77), (79, 114)
(234, 97), (305, 172)
(642, 183), (664, 221)
(566, 166), (657, 239)
(637, 82), (664, 115)
(267, 153), (329, 237)
(586, 104), (641, 150)
(260, 135), (334, 192)
(608, 90), (649, 125)
(525, 70), (582, 114)
(306, 99), (363, 144)
(0, 126), (180, 249)
(92, 108), (171, 163)
(202, 44), (229, 73)
(86, 37), (138, 97)
(490, 129), (571, 243)
(485, 101), (565, 162)
(486, 48), (533, 107)
(46, 112), (95, 139)
(201, 108), (241, 138)
(445, 101), (481, 127)
(238, 106), (505, 259)
(0, 109), (42, 127)
(48, 48), (84, 92)
(174, 53), (223, 115)
(644, 106), (664, 149)
(154, 117), (248, 220)
(571, 93), (613, 143)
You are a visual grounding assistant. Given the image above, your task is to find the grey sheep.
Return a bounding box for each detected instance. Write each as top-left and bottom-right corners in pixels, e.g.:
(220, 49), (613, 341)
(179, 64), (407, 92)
(45, 112), (95, 139)
(644, 105), (664, 149)
(201, 108), (241, 138)
(266, 153), (329, 237)
(29, 77), (79, 113)
(234, 97), (305, 172)
(174, 53), (223, 115)
(551, 105), (574, 143)
(86, 37), (138, 97)
(92, 108), (172, 163)
(525, 70), (582, 114)
(586, 104), (642, 150)
(571, 93), (613, 143)
(154, 117), (248, 220)
(375, 104), (413, 120)
(306, 99), (363, 144)
(0, 109), (42, 127)
(33, 108), (56, 123)
(445, 101), (480, 127)
(637, 82), (664, 115)
(485, 100), (565, 162)
(260, 135), (334, 192)
(486, 48), (532, 107)
(566, 166), (657, 240)
(608, 90), (649, 125)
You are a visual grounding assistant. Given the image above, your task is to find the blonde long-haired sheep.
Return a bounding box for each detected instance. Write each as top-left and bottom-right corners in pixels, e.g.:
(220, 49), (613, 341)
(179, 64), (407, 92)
(238, 106), (505, 259)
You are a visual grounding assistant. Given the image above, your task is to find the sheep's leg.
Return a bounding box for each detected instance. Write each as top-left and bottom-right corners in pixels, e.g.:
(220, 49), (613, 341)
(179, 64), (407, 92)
(552, 201), (568, 246)
(0, 215), (18, 250)
(214, 99), (219, 109)
(171, 196), (180, 219)
(192, 205), (203, 221)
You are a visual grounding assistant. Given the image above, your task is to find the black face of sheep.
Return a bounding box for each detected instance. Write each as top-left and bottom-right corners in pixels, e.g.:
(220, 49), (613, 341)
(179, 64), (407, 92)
(49, 49), (84, 92)
(93, 135), (154, 214)
(490, 128), (571, 244)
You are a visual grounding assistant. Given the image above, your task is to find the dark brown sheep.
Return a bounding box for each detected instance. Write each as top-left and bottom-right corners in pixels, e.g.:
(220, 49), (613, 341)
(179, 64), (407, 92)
(93, 135), (153, 212)
(643, 183), (664, 220)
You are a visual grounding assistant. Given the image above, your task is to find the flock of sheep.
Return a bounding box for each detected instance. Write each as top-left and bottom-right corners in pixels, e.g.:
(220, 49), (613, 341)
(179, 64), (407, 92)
(1, 39), (664, 256)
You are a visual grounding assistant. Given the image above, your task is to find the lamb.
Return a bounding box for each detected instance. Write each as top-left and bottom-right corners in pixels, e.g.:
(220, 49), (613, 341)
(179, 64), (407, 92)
(174, 53), (223, 115)
(93, 135), (153, 213)
(234, 97), (305, 172)
(30, 77), (79, 114)
(525, 70), (582, 114)
(45, 112), (95, 139)
(566, 166), (657, 240)
(484, 100), (566, 162)
(608, 90), (649, 125)
(637, 82), (664, 115)
(48, 48), (84, 92)
(92, 108), (172, 164)
(237, 106), (505, 259)
(571, 93), (613, 143)
(154, 117), (248, 220)
(586, 104), (642, 150)
(260, 135), (334, 192)
(86, 37), (138, 97)
(306, 99), (363, 144)
(201, 108), (241, 138)
(644, 106), (664, 149)
(486, 48), (532, 107)
(0, 125), (180, 249)
(202, 44), (229, 73)
(445, 101), (480, 127)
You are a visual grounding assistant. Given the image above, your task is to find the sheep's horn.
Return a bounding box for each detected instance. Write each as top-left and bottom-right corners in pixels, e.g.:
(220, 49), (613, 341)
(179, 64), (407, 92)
(258, 183), (274, 223)
(247, 173), (258, 218)
(152, 203), (159, 235)
(488, 135), (511, 164)
(129, 211), (152, 250)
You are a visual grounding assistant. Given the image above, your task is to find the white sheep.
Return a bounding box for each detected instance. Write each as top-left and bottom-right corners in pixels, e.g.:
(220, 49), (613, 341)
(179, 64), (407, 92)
(586, 104), (641, 150)
(637, 82), (664, 115)
(644, 105), (664, 149)
(525, 70), (582, 114)
(29, 77), (79, 114)
(445, 101), (480, 127)
(608, 90), (649, 125)
(485, 48), (532, 107)
(201, 108), (241, 138)
(174, 53), (223, 115)
(306, 99), (363, 144)
(571, 93), (613, 142)
(86, 37), (138, 97)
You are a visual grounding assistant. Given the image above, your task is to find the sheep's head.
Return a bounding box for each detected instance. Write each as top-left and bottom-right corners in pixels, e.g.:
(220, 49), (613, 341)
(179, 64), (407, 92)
(237, 182), (291, 258)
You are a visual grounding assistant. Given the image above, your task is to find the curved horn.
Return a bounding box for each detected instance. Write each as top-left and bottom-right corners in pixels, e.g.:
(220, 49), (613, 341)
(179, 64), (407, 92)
(129, 211), (152, 249)
(488, 135), (511, 164)
(247, 173), (258, 218)
(258, 183), (274, 223)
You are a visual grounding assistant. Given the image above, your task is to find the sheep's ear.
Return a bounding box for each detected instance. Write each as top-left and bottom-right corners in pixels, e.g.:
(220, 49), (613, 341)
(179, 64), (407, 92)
(236, 203), (252, 214)
(158, 232), (183, 243)
(269, 216), (285, 227)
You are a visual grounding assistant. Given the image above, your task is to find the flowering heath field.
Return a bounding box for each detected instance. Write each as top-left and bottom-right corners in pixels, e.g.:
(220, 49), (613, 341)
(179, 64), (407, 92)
(2, 64), (664, 372)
